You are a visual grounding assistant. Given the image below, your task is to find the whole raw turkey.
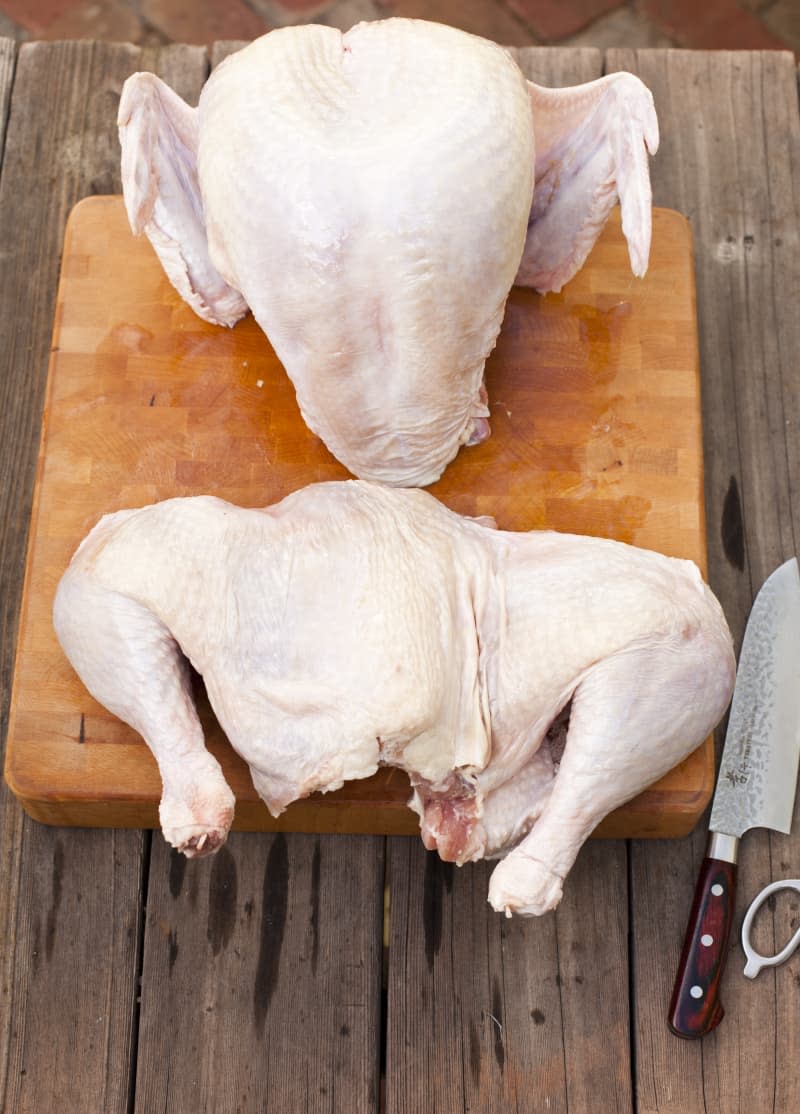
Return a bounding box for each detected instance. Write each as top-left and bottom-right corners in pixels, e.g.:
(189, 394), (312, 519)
(118, 19), (659, 487)
(53, 481), (733, 916)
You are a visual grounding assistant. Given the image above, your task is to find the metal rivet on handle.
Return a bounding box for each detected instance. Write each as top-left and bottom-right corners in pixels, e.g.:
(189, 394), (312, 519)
(701, 934), (713, 946)
(711, 884), (724, 896)
(690, 986), (703, 999)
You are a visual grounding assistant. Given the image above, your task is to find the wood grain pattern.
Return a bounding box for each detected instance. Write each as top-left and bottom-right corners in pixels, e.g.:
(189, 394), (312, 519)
(386, 824), (632, 1111)
(607, 47), (800, 1113)
(0, 37), (13, 131)
(0, 38), (23, 1114)
(4, 194), (713, 839)
(134, 831), (384, 1112)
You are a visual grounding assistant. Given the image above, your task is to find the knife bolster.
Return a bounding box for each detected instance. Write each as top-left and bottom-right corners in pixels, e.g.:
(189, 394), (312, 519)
(708, 831), (739, 864)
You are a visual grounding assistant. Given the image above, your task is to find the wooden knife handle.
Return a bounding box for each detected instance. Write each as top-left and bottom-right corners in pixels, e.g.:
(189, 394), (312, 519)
(668, 856), (737, 1039)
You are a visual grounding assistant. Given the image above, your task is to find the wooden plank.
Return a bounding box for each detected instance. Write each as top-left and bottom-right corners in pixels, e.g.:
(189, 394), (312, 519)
(506, 44), (602, 86)
(607, 48), (800, 1113)
(386, 837), (631, 1113)
(211, 40), (246, 68)
(387, 839), (566, 1113)
(0, 41), (207, 1114)
(130, 40), (387, 1113)
(0, 38), (14, 137)
(134, 832), (384, 1111)
(4, 196), (711, 840)
(385, 48), (634, 1114)
(0, 36), (22, 1114)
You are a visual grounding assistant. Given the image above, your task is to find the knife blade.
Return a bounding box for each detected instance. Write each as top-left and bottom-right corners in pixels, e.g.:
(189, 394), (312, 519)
(668, 556), (800, 1039)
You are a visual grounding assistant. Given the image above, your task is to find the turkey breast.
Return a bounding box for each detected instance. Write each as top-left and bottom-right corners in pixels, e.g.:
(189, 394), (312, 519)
(118, 19), (658, 486)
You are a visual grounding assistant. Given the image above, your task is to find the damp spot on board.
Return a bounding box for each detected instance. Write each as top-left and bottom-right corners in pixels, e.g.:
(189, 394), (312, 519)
(721, 474), (745, 571)
(578, 301), (632, 385)
(310, 838), (321, 975)
(253, 834), (289, 1032)
(97, 323), (155, 355)
(545, 491), (651, 545)
(45, 838), (65, 961)
(489, 293), (631, 396)
(167, 928), (179, 974)
(207, 845), (238, 956)
(168, 848), (187, 899)
(423, 853), (454, 971)
(582, 403), (637, 476)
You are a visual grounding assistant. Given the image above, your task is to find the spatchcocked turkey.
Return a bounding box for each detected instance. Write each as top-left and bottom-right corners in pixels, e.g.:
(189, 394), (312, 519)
(118, 19), (658, 487)
(53, 482), (733, 916)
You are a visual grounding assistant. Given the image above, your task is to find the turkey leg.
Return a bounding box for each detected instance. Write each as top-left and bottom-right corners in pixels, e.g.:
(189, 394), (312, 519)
(488, 624), (732, 916)
(53, 571), (236, 856)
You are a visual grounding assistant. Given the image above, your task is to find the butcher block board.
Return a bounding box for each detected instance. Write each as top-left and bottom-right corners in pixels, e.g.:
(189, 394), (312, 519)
(5, 196), (714, 839)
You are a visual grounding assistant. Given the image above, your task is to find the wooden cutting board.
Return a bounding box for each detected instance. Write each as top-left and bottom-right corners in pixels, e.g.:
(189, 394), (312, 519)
(5, 196), (713, 839)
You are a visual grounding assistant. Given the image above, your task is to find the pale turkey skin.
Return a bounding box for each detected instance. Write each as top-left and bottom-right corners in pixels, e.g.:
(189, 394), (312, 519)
(118, 19), (658, 487)
(53, 482), (734, 916)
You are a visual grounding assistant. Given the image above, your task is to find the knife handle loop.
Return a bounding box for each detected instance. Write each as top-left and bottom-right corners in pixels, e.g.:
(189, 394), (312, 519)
(668, 856), (737, 1039)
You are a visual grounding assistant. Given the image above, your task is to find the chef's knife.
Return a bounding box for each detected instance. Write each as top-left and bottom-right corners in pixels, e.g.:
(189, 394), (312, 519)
(668, 557), (800, 1039)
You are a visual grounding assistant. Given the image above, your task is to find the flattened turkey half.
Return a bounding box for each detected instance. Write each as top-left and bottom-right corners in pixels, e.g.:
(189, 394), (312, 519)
(53, 482), (733, 916)
(118, 19), (659, 486)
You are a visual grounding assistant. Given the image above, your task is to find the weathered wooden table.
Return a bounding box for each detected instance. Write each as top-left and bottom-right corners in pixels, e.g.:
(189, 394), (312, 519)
(0, 37), (798, 1113)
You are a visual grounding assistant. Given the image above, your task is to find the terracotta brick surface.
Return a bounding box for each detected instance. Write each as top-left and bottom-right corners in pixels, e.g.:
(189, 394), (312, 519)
(639, 0), (791, 49)
(762, 0), (800, 51)
(271, 0), (335, 11)
(0, 8), (26, 36)
(318, 1), (386, 31)
(636, 0), (706, 34)
(140, 0), (269, 44)
(376, 0), (540, 45)
(0, 0), (795, 54)
(38, 0), (143, 41)
(690, 8), (791, 49)
(565, 6), (672, 48)
(506, 0), (621, 41)
(247, 0), (334, 26)
(0, 0), (81, 33)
